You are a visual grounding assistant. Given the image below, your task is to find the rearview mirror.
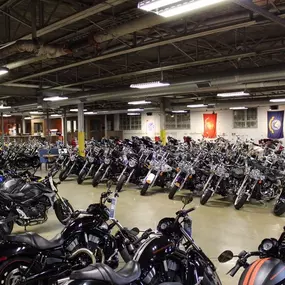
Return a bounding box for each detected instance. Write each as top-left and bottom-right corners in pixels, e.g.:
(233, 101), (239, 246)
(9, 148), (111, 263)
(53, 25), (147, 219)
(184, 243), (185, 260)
(182, 196), (193, 205)
(218, 250), (234, 263)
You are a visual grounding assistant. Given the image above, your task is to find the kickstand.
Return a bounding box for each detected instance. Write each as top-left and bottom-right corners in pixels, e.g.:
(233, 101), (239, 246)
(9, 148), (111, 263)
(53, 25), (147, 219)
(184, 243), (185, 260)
(24, 225), (27, 232)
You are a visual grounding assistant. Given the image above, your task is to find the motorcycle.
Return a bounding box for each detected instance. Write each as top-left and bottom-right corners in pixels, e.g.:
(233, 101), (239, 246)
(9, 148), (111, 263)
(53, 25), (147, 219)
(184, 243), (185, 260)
(0, 174), (74, 235)
(218, 227), (285, 285)
(65, 197), (222, 285)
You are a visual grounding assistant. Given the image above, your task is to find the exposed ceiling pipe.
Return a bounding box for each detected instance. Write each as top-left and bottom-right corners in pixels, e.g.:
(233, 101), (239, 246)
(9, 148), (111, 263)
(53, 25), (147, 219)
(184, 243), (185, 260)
(2, 83), (82, 92)
(3, 21), (256, 85)
(0, 40), (72, 60)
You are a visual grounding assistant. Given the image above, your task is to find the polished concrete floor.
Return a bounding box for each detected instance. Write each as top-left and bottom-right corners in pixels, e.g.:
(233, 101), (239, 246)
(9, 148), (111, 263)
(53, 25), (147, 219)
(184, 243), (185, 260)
(13, 172), (285, 285)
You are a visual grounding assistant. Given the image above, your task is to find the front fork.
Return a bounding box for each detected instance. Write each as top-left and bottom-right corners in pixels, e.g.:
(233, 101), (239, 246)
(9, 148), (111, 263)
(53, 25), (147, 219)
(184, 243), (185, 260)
(118, 166), (127, 182)
(101, 165), (110, 181)
(67, 162), (75, 176)
(126, 169), (135, 184)
(86, 164), (94, 177)
(236, 175), (249, 198)
(202, 173), (214, 193)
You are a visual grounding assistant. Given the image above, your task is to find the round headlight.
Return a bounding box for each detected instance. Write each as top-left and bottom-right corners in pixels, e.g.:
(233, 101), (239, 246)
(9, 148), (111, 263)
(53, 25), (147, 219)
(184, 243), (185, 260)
(129, 159), (137, 168)
(70, 156), (75, 162)
(89, 157), (94, 163)
(104, 158), (110, 165)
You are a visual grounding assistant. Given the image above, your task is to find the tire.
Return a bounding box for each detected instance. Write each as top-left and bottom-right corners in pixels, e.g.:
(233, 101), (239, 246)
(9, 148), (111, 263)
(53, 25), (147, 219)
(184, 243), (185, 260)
(54, 198), (74, 225)
(77, 169), (87, 185)
(168, 185), (179, 200)
(234, 193), (248, 210)
(0, 257), (42, 285)
(59, 167), (69, 181)
(116, 175), (127, 192)
(200, 189), (213, 205)
(92, 171), (103, 188)
(141, 183), (149, 196)
(273, 200), (285, 216)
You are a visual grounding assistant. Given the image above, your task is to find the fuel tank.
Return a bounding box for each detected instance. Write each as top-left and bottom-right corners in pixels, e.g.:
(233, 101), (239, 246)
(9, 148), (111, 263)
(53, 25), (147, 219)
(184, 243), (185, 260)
(239, 258), (285, 285)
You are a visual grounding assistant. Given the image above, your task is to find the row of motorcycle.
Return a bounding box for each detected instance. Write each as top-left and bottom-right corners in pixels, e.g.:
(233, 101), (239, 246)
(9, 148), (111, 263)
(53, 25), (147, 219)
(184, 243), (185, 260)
(53, 136), (285, 216)
(0, 177), (284, 285)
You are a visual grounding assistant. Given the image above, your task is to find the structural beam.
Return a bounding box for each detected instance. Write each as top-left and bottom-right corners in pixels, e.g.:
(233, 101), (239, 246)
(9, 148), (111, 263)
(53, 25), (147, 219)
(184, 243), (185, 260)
(4, 21), (256, 84)
(232, 0), (285, 28)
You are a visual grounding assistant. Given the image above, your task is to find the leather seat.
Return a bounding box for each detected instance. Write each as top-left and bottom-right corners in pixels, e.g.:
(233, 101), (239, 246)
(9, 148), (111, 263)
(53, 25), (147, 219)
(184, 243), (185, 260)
(70, 261), (141, 285)
(6, 232), (64, 249)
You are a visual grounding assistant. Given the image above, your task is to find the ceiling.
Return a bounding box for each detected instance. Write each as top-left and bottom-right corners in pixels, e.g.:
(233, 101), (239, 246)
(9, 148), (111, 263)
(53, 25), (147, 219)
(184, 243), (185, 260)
(1, 0), (285, 113)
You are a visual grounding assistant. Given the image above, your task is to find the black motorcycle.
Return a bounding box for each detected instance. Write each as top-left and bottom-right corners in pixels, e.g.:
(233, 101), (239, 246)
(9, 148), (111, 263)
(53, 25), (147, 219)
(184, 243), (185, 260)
(218, 227), (285, 285)
(59, 152), (85, 181)
(0, 175), (74, 235)
(65, 197), (221, 285)
(0, 185), (140, 285)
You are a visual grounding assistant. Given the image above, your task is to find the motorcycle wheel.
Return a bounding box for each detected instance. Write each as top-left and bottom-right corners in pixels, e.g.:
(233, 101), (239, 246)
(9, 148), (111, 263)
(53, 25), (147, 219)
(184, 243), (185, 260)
(141, 183), (149, 196)
(54, 198), (74, 225)
(0, 218), (13, 237)
(234, 193), (248, 210)
(116, 175), (127, 192)
(92, 171), (103, 187)
(0, 257), (42, 285)
(200, 189), (213, 205)
(273, 200), (285, 216)
(77, 170), (86, 185)
(168, 185), (179, 200)
(59, 167), (69, 181)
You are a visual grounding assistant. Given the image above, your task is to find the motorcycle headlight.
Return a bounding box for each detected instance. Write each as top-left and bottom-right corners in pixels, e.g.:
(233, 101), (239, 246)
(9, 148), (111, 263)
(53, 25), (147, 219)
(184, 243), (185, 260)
(70, 156), (75, 162)
(89, 157), (94, 163)
(104, 158), (110, 165)
(129, 159), (137, 168)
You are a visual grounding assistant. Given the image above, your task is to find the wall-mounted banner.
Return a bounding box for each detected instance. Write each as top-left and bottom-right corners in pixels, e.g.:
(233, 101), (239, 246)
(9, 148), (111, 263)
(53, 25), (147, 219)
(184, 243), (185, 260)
(203, 113), (217, 138)
(268, 111), (284, 139)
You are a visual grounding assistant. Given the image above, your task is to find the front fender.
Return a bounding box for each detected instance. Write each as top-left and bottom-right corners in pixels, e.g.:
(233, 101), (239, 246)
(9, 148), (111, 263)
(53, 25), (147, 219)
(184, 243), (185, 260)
(0, 242), (39, 262)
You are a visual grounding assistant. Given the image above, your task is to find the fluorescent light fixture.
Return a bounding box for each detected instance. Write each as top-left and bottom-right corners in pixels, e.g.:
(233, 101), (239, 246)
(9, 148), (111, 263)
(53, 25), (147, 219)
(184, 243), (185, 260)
(0, 67), (9, 76)
(24, 117), (32, 120)
(229, 107), (248, 110)
(70, 108), (87, 112)
(138, 0), (182, 11)
(172, 110), (187, 113)
(130, 81), (170, 89)
(158, 0), (227, 17)
(2, 114), (11, 117)
(30, 111), (43, 115)
(270, 98), (285, 103)
(127, 108), (144, 112)
(43, 96), (68, 102)
(127, 113), (141, 116)
(128, 100), (151, 105)
(217, 91), (250, 97)
(187, 104), (207, 108)
(0, 105), (11, 109)
(84, 111), (97, 115)
(50, 114), (61, 117)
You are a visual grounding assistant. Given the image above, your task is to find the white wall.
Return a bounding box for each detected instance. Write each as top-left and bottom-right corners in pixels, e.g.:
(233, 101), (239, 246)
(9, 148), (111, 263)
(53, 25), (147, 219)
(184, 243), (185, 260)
(121, 106), (285, 143)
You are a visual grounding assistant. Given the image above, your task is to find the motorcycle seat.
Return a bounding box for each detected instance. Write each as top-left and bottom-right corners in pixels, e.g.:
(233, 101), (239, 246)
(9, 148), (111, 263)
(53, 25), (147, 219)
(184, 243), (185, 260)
(70, 261), (141, 285)
(6, 232), (64, 249)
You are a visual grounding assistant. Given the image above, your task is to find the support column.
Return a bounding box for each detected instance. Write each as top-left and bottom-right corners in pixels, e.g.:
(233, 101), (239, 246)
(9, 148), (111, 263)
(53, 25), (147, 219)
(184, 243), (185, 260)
(46, 109), (50, 147)
(78, 103), (85, 157)
(104, 115), (108, 138)
(63, 108), (67, 145)
(1, 113), (3, 146)
(160, 100), (166, 145)
(22, 116), (26, 135)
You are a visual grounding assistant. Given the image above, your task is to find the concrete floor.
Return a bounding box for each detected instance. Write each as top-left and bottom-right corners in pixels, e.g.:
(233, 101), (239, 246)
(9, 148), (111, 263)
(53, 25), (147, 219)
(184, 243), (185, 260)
(13, 172), (285, 285)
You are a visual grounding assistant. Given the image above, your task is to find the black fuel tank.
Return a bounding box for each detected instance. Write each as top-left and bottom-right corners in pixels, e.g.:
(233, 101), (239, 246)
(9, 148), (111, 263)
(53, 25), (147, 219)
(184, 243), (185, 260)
(239, 258), (285, 285)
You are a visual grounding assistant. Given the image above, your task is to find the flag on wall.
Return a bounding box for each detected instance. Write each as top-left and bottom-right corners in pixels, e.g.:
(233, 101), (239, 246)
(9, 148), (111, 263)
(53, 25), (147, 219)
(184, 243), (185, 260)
(268, 111), (284, 139)
(203, 113), (217, 138)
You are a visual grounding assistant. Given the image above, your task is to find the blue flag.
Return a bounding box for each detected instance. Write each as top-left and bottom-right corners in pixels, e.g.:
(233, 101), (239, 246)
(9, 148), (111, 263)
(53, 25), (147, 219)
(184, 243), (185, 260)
(268, 111), (284, 139)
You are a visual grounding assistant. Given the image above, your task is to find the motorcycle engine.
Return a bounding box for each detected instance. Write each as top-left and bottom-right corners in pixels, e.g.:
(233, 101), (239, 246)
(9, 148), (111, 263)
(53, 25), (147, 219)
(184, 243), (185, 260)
(23, 203), (46, 218)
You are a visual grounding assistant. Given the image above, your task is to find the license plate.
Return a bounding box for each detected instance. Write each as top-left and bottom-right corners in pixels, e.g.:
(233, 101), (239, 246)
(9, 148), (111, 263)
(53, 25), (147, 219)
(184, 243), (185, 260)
(175, 182), (181, 187)
(146, 173), (155, 184)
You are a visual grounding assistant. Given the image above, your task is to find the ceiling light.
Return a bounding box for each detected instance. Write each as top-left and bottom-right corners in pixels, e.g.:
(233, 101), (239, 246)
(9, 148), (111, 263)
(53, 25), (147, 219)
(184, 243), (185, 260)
(130, 81), (170, 89)
(0, 104), (11, 109)
(138, 0), (182, 11)
(128, 100), (151, 105)
(0, 67), (9, 76)
(172, 110), (187, 113)
(158, 0), (227, 17)
(217, 91), (250, 97)
(229, 107), (248, 110)
(187, 104), (207, 108)
(127, 113), (141, 116)
(43, 96), (68, 102)
(30, 111), (43, 114)
(2, 114), (11, 117)
(84, 111), (97, 115)
(70, 108), (87, 112)
(127, 108), (144, 112)
(50, 114), (61, 117)
(270, 98), (285, 103)
(24, 117), (32, 120)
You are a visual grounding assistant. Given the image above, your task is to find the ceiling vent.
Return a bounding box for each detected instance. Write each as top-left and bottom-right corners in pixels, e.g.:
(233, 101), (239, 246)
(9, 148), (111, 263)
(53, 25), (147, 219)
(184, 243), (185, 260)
(196, 82), (211, 88)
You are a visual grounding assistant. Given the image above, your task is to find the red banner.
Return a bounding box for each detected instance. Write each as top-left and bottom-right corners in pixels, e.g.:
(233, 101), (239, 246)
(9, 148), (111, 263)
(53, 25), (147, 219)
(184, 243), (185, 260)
(203, 114), (217, 138)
